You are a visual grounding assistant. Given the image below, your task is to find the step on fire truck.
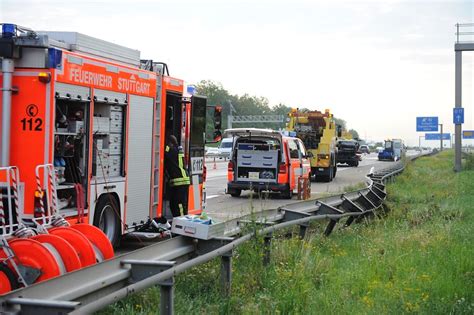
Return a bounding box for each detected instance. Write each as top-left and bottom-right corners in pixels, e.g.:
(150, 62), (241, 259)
(0, 24), (221, 294)
(286, 108), (341, 182)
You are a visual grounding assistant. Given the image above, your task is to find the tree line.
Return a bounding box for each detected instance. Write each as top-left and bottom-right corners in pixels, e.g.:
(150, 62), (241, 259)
(196, 80), (359, 139)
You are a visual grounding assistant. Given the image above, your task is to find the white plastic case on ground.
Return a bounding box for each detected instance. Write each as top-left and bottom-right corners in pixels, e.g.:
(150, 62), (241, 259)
(125, 95), (154, 226)
(171, 216), (225, 240)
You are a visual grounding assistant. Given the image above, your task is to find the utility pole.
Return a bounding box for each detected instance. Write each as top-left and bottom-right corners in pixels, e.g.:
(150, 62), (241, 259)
(227, 100), (235, 129)
(439, 123), (443, 151)
(419, 135), (424, 151)
(454, 23), (474, 172)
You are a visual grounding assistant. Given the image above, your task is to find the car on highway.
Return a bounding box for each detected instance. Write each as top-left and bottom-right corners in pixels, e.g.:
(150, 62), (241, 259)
(205, 146), (220, 157)
(359, 145), (370, 154)
(218, 137), (233, 159)
(224, 128), (311, 199)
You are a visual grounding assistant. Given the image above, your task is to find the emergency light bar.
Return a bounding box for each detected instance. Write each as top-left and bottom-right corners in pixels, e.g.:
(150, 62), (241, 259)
(1, 23), (15, 38)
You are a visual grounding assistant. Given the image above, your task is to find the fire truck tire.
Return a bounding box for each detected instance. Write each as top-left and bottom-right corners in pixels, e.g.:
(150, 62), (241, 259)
(71, 224), (115, 261)
(0, 263), (19, 294)
(93, 196), (121, 248)
(0, 239), (61, 284)
(229, 188), (241, 197)
(31, 234), (82, 273)
(49, 227), (96, 267)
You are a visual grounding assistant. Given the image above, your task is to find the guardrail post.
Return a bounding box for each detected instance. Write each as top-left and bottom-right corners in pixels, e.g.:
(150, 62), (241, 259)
(263, 232), (272, 266)
(220, 250), (233, 296)
(159, 276), (175, 315)
(324, 219), (338, 236)
(299, 223), (308, 239)
(281, 209), (311, 239)
(120, 260), (176, 315)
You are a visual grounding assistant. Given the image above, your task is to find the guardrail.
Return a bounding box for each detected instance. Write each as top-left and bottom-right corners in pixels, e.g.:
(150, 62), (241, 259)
(0, 153), (429, 314)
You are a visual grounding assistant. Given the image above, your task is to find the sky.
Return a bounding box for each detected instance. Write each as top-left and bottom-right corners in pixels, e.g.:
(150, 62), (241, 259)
(1, 0), (473, 146)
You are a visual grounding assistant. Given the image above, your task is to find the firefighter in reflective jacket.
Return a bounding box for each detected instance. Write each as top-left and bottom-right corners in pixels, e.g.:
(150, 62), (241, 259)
(165, 135), (190, 217)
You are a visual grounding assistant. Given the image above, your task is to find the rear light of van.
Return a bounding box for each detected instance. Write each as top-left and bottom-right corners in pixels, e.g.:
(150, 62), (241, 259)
(228, 161), (234, 172)
(279, 163), (287, 174)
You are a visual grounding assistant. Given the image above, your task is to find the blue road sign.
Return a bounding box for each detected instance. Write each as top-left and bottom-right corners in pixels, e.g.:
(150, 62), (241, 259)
(425, 133), (450, 140)
(416, 117), (438, 132)
(463, 130), (474, 139)
(453, 108), (464, 124)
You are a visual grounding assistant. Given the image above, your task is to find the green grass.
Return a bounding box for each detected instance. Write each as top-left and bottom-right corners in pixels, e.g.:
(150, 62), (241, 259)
(100, 150), (474, 314)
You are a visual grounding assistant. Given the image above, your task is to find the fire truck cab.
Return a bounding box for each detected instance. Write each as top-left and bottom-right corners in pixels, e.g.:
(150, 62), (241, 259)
(0, 24), (219, 246)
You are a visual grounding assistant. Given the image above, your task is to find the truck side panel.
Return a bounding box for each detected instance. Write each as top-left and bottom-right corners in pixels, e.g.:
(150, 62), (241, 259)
(7, 71), (53, 216)
(125, 95), (154, 226)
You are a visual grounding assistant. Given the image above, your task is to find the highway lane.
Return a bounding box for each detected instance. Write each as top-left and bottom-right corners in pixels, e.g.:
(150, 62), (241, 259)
(203, 152), (409, 221)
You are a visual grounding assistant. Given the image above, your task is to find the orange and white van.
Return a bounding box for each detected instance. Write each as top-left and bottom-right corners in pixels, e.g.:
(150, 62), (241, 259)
(225, 128), (311, 199)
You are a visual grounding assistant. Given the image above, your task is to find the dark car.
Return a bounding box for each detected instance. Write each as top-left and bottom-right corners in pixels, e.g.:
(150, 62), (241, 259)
(336, 140), (360, 167)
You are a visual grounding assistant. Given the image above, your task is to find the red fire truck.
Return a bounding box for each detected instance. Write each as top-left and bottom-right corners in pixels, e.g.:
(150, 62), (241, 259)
(0, 24), (220, 292)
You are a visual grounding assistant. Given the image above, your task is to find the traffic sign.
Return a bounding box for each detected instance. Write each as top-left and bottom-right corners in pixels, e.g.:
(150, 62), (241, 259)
(425, 133), (450, 140)
(453, 108), (464, 124)
(416, 117), (438, 132)
(463, 130), (474, 139)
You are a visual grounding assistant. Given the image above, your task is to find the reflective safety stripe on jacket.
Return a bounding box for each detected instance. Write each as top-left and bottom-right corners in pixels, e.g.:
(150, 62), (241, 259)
(165, 145), (190, 187)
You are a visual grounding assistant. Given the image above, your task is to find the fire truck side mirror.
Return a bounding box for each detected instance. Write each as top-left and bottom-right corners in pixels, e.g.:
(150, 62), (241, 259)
(214, 105), (222, 131)
(213, 130), (222, 142)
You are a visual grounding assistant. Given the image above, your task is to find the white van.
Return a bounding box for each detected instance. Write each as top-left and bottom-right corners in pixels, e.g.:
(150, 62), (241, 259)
(218, 137), (233, 159)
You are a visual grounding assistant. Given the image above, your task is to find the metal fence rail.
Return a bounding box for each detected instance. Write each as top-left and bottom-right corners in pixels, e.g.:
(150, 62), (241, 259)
(0, 153), (429, 314)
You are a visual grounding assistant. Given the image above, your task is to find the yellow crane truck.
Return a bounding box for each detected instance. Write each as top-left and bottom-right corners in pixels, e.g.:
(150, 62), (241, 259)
(286, 108), (340, 182)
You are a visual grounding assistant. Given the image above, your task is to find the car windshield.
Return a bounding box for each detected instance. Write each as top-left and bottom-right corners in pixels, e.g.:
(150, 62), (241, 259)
(220, 141), (233, 148)
(339, 141), (356, 146)
(385, 141), (393, 148)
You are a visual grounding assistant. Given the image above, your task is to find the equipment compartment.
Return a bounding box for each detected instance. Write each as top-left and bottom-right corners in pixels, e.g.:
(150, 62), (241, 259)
(235, 141), (280, 183)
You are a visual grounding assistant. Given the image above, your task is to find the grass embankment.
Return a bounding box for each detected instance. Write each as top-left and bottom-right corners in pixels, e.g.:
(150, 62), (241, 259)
(101, 150), (474, 314)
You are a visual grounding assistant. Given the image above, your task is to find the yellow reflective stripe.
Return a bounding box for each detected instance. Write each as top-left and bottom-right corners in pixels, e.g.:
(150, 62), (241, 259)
(170, 178), (190, 184)
(165, 145), (170, 152)
(179, 203), (184, 216)
(170, 178), (190, 186)
(178, 153), (187, 178)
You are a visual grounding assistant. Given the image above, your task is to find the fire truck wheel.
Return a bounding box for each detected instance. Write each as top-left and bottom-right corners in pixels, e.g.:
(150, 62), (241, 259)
(31, 234), (82, 273)
(93, 196), (121, 248)
(71, 224), (115, 261)
(229, 188), (241, 197)
(0, 263), (19, 294)
(49, 227), (97, 267)
(0, 239), (61, 283)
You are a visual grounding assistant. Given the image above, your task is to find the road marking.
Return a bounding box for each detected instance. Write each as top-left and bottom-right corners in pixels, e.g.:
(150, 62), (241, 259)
(206, 195), (220, 199)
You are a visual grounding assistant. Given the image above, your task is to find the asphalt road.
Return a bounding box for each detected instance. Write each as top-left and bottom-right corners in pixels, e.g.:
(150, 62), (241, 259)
(204, 152), (413, 221)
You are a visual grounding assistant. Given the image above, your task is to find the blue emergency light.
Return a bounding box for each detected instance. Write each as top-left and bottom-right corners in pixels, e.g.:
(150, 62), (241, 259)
(1, 23), (16, 38)
(48, 48), (63, 69)
(187, 85), (196, 95)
